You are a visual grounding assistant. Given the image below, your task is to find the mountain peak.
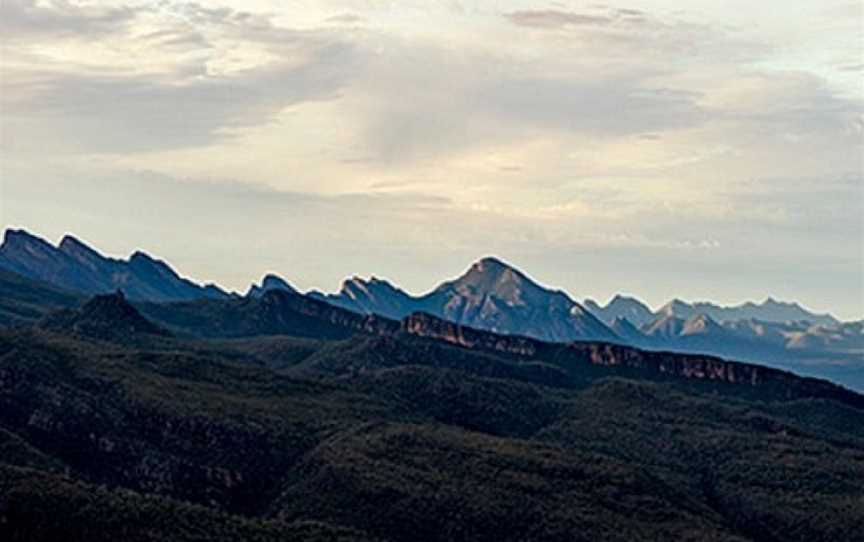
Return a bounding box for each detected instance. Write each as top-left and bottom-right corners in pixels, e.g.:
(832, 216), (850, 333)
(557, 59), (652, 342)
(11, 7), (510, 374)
(468, 257), (529, 281)
(129, 250), (157, 263)
(247, 273), (296, 298)
(608, 295), (650, 309)
(59, 234), (91, 251)
(1, 229), (53, 251)
(58, 234), (110, 267)
(445, 256), (536, 302)
(584, 294), (656, 327)
(262, 273), (292, 288)
(473, 256), (512, 271)
(40, 291), (170, 340)
(3, 228), (31, 242)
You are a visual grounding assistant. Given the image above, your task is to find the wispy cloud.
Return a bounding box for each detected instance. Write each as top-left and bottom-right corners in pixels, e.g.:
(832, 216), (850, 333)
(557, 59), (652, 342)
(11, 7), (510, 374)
(504, 9), (615, 29)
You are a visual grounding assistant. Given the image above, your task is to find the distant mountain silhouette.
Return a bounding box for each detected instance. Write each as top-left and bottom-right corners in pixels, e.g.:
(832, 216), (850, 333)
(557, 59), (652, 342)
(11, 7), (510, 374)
(139, 289), (398, 340)
(655, 297), (839, 327)
(0, 230), (228, 303)
(2, 228), (859, 389)
(585, 293), (840, 327)
(584, 295), (656, 327)
(246, 274), (297, 298)
(309, 276), (416, 320)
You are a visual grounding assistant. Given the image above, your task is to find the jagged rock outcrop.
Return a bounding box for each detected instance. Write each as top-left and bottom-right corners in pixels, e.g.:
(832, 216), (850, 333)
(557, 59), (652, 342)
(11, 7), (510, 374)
(401, 312), (539, 357)
(395, 311), (864, 409)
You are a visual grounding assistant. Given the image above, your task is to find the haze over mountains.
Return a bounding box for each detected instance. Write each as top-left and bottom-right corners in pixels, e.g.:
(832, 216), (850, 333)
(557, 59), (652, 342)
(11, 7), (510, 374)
(1, 229), (861, 389)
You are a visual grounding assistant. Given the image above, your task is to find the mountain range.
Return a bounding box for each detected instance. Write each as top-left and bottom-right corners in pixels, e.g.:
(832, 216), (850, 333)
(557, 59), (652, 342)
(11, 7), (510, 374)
(0, 229), (229, 303)
(584, 294), (841, 328)
(1, 228), (863, 540)
(1, 229), (861, 389)
(2, 273), (863, 541)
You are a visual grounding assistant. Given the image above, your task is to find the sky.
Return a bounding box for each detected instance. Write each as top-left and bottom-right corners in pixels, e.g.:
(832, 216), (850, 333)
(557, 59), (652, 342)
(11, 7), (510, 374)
(1, 0), (862, 319)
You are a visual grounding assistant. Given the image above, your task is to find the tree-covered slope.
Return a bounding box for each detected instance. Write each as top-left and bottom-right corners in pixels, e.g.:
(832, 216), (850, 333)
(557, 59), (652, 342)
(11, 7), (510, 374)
(0, 320), (862, 541)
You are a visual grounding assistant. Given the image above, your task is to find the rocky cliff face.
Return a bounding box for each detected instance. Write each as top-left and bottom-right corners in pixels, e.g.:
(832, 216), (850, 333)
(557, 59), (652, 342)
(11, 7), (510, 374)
(401, 312), (540, 357)
(396, 311), (864, 409)
(259, 290), (400, 337)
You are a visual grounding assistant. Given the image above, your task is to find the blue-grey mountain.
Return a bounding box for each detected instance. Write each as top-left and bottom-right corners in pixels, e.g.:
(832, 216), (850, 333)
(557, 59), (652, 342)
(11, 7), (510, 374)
(314, 257), (618, 343)
(0, 230), (228, 303)
(246, 274), (297, 298)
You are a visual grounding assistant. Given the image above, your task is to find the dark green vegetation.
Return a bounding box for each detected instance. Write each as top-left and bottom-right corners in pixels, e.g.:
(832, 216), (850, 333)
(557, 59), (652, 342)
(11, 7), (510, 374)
(0, 274), (863, 541)
(0, 269), (82, 326)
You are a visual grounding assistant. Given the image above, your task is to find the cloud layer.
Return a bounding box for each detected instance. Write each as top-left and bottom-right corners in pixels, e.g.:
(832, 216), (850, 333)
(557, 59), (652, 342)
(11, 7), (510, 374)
(1, 0), (862, 319)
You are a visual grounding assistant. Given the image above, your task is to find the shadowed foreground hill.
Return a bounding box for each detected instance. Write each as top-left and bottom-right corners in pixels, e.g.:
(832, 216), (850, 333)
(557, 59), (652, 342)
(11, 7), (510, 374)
(0, 294), (863, 541)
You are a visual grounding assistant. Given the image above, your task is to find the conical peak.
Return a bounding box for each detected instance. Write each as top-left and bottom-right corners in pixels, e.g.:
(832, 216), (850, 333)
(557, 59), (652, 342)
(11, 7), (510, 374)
(474, 256), (510, 270)
(467, 257), (523, 280)
(79, 291), (142, 322)
(461, 257), (526, 283)
(451, 257), (532, 300)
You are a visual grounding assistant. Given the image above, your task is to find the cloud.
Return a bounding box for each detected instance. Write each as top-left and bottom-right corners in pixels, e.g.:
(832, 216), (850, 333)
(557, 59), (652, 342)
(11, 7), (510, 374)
(326, 13), (366, 25)
(341, 39), (708, 164)
(2, 25), (360, 152)
(504, 7), (659, 30)
(0, 0), (136, 40)
(504, 10), (614, 29)
(838, 63), (864, 72)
